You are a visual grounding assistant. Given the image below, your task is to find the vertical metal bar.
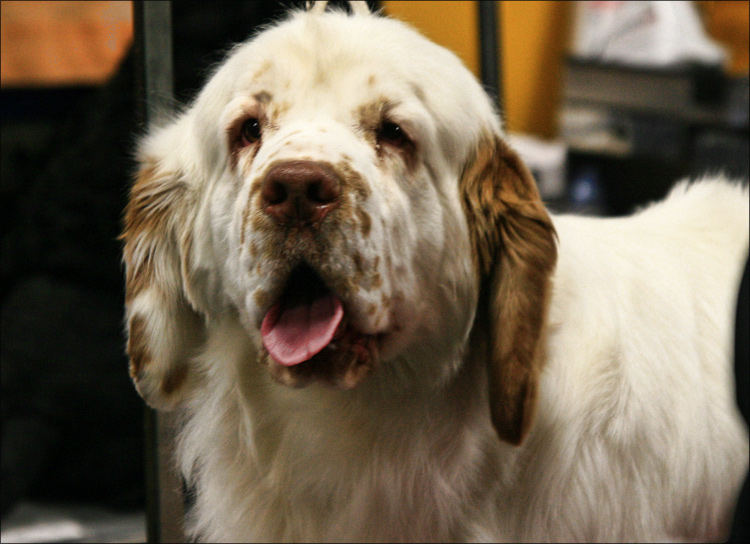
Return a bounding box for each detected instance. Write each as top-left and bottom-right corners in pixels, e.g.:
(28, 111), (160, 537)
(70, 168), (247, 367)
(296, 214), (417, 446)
(134, 1), (174, 126)
(132, 2), (185, 543)
(153, 414), (185, 543)
(478, 0), (502, 110)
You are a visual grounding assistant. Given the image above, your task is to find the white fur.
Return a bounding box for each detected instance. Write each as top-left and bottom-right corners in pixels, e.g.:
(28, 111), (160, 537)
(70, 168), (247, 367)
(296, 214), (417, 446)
(127, 7), (749, 542)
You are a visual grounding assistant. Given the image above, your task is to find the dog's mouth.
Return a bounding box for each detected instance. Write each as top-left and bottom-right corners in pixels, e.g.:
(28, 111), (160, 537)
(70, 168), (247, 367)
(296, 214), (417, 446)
(260, 263), (378, 389)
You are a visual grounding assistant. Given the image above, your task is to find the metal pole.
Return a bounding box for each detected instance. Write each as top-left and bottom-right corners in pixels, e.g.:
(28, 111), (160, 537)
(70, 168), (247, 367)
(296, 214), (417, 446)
(134, 1), (174, 126)
(132, 2), (185, 542)
(477, 0), (502, 111)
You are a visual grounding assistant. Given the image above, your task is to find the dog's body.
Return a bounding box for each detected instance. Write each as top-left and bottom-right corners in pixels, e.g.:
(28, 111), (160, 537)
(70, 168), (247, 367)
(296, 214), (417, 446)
(122, 4), (748, 542)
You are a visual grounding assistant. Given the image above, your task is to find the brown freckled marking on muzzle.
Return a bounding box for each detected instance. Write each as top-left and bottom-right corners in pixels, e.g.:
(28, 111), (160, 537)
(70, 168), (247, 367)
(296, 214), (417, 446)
(335, 160), (370, 203)
(381, 292), (391, 309)
(353, 252), (365, 274)
(351, 252), (384, 292)
(241, 178), (268, 246)
(326, 274), (359, 300)
(367, 303), (377, 316)
(248, 178), (263, 200)
(370, 273), (383, 290)
(161, 364), (188, 396)
(128, 315), (150, 378)
(246, 185), (273, 235)
(245, 159), (375, 273)
(356, 208), (372, 237)
(240, 197), (252, 247)
(253, 288), (270, 309)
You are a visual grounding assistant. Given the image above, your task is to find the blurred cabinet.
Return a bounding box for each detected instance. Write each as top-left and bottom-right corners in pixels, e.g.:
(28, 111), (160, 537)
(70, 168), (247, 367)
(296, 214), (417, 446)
(561, 58), (749, 216)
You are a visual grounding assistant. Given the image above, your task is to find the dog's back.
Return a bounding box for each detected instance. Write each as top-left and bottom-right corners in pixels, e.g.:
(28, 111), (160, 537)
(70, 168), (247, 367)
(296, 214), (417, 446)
(526, 179), (750, 541)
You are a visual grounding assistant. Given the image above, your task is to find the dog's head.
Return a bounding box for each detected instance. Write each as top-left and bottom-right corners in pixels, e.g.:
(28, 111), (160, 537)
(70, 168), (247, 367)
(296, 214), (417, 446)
(122, 2), (556, 445)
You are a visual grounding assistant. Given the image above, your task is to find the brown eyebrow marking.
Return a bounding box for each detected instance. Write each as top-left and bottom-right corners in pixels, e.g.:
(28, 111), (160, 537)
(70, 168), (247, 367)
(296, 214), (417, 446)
(356, 96), (395, 132)
(355, 97), (418, 168)
(254, 91), (272, 104)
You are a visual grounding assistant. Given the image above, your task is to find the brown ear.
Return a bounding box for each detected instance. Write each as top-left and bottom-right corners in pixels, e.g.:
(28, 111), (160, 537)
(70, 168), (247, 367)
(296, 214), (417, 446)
(121, 160), (204, 410)
(460, 132), (557, 445)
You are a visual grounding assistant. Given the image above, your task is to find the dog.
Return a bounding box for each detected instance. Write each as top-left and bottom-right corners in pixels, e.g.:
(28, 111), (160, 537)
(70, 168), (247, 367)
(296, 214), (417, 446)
(121, 2), (749, 541)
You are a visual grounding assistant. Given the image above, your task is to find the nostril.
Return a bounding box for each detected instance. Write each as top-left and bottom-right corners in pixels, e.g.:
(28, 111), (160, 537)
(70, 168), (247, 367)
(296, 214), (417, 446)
(263, 181), (287, 206)
(308, 178), (338, 204)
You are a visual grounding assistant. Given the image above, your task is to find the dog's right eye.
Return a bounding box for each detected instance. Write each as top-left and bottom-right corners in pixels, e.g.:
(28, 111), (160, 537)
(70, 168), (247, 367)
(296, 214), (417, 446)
(241, 118), (262, 145)
(377, 122), (407, 148)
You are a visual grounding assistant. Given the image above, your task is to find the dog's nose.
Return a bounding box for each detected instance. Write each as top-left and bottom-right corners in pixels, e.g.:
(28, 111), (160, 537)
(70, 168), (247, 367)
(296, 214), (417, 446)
(261, 161), (341, 226)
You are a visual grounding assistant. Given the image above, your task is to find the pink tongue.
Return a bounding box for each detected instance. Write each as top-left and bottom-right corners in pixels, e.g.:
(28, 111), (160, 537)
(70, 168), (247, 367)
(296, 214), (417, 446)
(261, 293), (344, 366)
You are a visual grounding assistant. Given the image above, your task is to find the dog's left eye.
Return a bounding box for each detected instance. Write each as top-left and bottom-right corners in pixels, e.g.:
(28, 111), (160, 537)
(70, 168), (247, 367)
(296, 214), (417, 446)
(377, 122), (407, 148)
(241, 118), (262, 145)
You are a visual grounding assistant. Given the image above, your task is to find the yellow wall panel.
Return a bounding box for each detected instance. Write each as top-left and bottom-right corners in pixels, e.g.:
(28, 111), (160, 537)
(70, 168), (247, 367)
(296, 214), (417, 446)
(382, 1), (573, 138)
(501, 1), (573, 138)
(0, 1), (132, 88)
(382, 0), (479, 76)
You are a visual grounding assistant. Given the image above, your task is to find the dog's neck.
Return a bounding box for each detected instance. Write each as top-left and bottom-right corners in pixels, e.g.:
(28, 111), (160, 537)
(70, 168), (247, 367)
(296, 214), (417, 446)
(178, 314), (510, 541)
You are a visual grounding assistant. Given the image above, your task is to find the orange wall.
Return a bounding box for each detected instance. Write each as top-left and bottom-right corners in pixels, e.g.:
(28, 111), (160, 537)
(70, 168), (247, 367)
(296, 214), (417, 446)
(0, 1), (132, 87)
(383, 1), (750, 138)
(700, 0), (750, 76)
(3, 0), (745, 130)
(382, 1), (480, 74)
(384, 1), (573, 139)
(501, 1), (573, 138)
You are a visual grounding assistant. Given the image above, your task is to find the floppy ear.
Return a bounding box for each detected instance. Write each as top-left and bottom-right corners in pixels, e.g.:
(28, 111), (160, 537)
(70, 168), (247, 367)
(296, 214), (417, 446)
(460, 132), (557, 445)
(121, 133), (205, 410)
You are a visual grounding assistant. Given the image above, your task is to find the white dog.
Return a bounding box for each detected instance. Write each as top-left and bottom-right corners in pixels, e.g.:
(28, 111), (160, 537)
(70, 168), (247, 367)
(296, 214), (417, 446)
(122, 2), (749, 541)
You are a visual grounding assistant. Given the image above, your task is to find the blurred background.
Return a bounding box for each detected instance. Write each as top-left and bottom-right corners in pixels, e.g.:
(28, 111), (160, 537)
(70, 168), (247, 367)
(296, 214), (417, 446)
(1, 1), (748, 542)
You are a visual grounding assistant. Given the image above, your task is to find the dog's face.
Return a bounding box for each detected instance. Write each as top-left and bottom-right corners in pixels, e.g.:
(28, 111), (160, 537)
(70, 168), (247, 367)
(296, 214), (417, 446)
(215, 11), (498, 389)
(123, 7), (556, 444)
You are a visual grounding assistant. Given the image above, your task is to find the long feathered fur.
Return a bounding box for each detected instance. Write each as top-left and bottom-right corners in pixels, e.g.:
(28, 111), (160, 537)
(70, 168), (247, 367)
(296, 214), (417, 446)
(121, 5), (749, 541)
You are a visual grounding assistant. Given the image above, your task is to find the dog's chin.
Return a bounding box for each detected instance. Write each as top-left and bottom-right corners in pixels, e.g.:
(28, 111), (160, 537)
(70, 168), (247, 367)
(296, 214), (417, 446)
(260, 328), (379, 390)
(253, 261), (386, 390)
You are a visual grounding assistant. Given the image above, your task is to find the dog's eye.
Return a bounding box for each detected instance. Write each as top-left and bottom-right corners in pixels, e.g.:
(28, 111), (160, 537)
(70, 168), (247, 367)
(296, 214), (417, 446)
(377, 122), (407, 147)
(241, 118), (262, 145)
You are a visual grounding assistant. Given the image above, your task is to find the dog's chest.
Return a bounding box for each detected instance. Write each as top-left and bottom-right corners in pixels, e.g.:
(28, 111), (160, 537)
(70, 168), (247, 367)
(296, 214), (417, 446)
(191, 388), (500, 542)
